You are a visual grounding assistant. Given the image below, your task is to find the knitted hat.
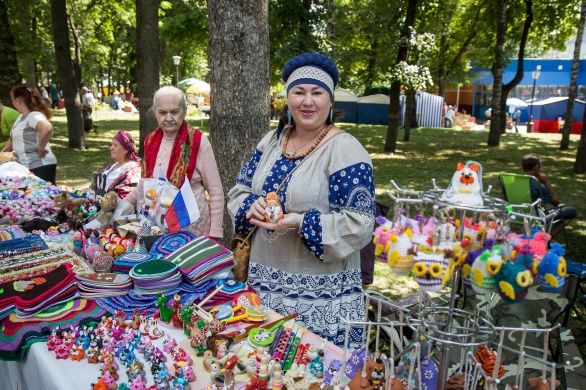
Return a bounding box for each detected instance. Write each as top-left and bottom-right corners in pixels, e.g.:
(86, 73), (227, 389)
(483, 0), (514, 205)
(282, 53), (339, 97)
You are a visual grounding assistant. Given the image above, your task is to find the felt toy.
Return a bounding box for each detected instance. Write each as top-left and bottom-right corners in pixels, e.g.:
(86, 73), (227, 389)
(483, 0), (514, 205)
(387, 230), (414, 275)
(470, 248), (503, 294)
(412, 251), (454, 292)
(93, 191), (118, 228)
(527, 376), (561, 389)
(474, 345), (504, 379)
(507, 231), (551, 260)
(0, 151), (17, 163)
(440, 161), (484, 206)
(419, 358), (439, 390)
(264, 191), (283, 223)
(537, 243), (566, 292)
(495, 249), (534, 303)
(347, 357), (386, 389)
(373, 224), (393, 261)
(53, 191), (89, 229)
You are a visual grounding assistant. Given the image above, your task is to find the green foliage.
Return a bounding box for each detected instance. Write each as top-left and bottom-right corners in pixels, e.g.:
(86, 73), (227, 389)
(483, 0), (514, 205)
(159, 0), (208, 81)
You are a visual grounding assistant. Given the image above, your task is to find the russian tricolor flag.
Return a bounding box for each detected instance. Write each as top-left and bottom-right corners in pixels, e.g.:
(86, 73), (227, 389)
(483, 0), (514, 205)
(164, 178), (200, 232)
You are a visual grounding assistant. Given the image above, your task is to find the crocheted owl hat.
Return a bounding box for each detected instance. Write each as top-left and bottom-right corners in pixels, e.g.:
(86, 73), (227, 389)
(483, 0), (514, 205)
(282, 52), (339, 97)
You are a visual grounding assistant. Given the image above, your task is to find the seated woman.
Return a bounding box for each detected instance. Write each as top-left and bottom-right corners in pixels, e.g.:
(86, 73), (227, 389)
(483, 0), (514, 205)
(90, 130), (141, 199)
(1, 85), (57, 183)
(126, 86), (224, 238)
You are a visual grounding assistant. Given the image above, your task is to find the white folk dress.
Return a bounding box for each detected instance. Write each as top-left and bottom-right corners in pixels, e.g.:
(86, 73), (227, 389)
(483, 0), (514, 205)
(228, 129), (375, 347)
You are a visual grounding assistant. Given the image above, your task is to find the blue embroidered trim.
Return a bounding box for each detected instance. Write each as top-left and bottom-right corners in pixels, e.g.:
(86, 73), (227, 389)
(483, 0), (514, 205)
(329, 162), (375, 215)
(248, 263), (364, 348)
(236, 149), (262, 187)
(301, 209), (324, 261)
(235, 194), (260, 234)
(260, 156), (301, 206)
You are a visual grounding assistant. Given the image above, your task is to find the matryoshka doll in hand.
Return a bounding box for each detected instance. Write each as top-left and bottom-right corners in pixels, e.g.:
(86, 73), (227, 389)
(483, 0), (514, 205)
(264, 191), (283, 224)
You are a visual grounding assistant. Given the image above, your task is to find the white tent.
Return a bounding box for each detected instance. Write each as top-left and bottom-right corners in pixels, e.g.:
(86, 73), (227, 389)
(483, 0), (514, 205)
(334, 88), (358, 102)
(357, 94), (390, 104)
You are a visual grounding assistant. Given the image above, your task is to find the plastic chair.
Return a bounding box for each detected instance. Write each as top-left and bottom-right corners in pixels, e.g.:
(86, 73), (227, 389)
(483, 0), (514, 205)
(499, 173), (563, 234)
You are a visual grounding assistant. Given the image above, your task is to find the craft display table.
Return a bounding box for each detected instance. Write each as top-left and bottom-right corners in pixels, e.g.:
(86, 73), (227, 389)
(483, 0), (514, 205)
(0, 310), (341, 390)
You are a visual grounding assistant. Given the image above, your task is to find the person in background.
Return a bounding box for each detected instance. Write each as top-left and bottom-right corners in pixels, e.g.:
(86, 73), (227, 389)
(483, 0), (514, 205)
(40, 87), (51, 106)
(49, 84), (60, 109)
(80, 87), (96, 132)
(111, 91), (122, 110)
(444, 105), (456, 128)
(90, 130), (141, 200)
(0, 102), (19, 142)
(522, 153), (577, 237)
(1, 85), (57, 183)
(228, 53), (375, 347)
(124, 87), (134, 102)
(512, 107), (521, 133)
(126, 86), (224, 238)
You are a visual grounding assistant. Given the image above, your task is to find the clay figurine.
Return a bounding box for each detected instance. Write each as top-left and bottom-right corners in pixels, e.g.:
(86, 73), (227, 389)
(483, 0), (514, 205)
(264, 192), (283, 224)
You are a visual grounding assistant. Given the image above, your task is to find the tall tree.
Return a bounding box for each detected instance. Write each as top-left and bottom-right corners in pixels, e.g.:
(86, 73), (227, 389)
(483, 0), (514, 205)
(0, 0), (21, 105)
(135, 0), (159, 156)
(384, 0), (417, 153)
(207, 0), (270, 241)
(494, 0), (532, 138)
(487, 0), (506, 147)
(561, 0), (586, 150)
(575, 112), (586, 172)
(50, 0), (84, 149)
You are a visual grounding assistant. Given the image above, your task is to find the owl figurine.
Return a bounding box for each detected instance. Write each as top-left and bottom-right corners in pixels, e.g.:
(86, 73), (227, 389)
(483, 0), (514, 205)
(537, 243), (567, 292)
(495, 251), (534, 304)
(412, 252), (454, 292)
(470, 247), (503, 294)
(439, 161), (484, 206)
(387, 229), (414, 275)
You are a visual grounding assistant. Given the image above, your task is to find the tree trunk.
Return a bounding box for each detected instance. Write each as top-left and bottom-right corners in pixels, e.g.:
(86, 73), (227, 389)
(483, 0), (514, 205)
(384, 0), (417, 153)
(364, 38), (378, 93)
(135, 0), (160, 157)
(22, 17), (38, 87)
(50, 0), (84, 149)
(561, 0), (586, 150)
(67, 12), (82, 86)
(575, 105), (586, 172)
(207, 0), (270, 244)
(488, 0), (507, 147)
(403, 90), (417, 141)
(498, 0), (532, 135)
(0, 0), (21, 105)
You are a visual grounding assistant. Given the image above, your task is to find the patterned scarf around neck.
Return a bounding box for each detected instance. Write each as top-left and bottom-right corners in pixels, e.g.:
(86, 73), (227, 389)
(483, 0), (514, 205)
(143, 121), (203, 188)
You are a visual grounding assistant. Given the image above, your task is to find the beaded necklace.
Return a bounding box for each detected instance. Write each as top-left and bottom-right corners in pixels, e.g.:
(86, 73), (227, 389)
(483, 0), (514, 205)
(281, 124), (332, 160)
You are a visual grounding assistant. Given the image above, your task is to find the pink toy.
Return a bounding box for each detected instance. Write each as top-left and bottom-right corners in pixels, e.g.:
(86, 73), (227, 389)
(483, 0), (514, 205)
(183, 365), (196, 382)
(129, 376), (147, 390)
(373, 225), (393, 261)
(507, 231), (551, 260)
(54, 343), (71, 359)
(163, 335), (178, 353)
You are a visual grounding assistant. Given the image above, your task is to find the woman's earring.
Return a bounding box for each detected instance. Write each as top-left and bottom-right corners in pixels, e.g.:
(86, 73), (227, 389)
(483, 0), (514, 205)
(287, 111), (292, 125)
(329, 107), (334, 123)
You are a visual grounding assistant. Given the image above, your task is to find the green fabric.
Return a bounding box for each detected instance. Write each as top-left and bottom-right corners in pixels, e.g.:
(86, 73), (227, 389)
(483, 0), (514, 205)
(500, 173), (534, 204)
(0, 106), (18, 138)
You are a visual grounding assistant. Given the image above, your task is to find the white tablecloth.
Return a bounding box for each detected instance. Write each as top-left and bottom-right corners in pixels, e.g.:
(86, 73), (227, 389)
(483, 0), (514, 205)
(0, 313), (339, 389)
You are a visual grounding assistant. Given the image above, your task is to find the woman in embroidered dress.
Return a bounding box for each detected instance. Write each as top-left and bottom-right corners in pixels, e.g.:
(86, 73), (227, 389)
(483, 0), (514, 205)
(1, 85), (57, 183)
(90, 130), (141, 200)
(228, 53), (375, 347)
(126, 86), (224, 238)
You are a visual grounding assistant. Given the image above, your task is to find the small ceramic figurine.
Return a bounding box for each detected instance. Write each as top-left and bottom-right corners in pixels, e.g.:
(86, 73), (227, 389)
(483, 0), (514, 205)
(156, 294), (173, 323)
(172, 294), (183, 329)
(264, 192), (283, 224)
(70, 344), (85, 361)
(163, 335), (178, 353)
(527, 376), (561, 389)
(148, 317), (164, 340)
(347, 357), (386, 390)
